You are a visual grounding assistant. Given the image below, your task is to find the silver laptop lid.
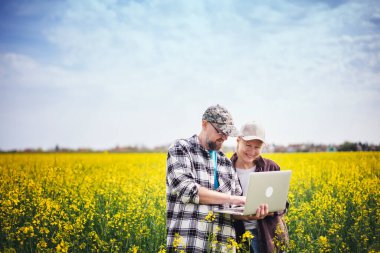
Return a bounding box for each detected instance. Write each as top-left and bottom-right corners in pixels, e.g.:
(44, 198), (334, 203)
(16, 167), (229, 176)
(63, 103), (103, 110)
(243, 170), (291, 214)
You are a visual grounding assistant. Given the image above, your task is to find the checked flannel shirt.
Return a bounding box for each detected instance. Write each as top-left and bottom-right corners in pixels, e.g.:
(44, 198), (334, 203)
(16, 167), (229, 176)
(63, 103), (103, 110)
(166, 135), (243, 252)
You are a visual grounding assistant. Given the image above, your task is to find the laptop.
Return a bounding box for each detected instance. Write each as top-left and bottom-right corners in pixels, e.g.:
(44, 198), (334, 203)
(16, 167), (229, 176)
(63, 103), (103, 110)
(214, 170), (292, 215)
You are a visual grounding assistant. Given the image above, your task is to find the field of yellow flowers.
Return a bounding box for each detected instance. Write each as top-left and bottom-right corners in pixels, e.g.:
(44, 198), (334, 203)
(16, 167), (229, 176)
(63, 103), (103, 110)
(0, 152), (379, 252)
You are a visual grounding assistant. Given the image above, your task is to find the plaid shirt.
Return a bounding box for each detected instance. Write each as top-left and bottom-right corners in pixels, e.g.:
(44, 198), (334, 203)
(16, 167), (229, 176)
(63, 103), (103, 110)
(166, 135), (243, 252)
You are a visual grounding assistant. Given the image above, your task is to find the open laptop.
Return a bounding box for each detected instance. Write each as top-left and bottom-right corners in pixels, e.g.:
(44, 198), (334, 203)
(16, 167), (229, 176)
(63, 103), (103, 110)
(214, 170), (292, 215)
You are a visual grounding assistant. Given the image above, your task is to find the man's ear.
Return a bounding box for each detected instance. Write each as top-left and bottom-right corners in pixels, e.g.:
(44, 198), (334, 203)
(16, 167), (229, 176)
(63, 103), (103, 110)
(202, 120), (208, 130)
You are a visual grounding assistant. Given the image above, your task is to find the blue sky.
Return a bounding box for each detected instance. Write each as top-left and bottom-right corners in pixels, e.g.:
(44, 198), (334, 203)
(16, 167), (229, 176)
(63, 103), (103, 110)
(0, 0), (379, 150)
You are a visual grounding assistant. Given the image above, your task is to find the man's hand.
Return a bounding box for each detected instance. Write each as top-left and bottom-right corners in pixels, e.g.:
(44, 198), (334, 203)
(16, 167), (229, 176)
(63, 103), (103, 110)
(230, 195), (246, 206)
(198, 186), (247, 205)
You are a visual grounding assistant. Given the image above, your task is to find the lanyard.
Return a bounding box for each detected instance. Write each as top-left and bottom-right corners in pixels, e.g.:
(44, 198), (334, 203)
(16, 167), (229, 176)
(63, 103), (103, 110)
(210, 150), (219, 189)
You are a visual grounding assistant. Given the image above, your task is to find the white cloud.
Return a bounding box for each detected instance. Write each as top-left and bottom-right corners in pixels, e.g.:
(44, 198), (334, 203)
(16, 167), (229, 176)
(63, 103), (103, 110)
(0, 53), (71, 87)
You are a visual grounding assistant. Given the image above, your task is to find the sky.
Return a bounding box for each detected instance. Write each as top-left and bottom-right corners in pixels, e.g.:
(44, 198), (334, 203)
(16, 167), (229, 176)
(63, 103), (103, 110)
(0, 0), (379, 150)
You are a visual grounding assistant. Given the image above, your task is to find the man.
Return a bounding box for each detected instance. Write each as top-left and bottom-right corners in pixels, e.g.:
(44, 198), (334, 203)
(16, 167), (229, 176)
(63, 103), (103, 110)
(166, 105), (267, 252)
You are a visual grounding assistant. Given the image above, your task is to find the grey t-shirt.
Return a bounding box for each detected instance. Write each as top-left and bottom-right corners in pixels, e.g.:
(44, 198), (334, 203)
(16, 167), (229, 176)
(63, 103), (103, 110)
(236, 167), (257, 229)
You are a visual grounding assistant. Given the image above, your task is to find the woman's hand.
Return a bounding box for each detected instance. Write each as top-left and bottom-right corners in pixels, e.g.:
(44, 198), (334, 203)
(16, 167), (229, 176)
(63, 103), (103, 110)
(243, 203), (269, 220)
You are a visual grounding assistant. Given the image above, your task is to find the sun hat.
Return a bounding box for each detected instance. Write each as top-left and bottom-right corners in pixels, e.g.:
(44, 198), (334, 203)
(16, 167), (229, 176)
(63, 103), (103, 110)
(239, 121), (266, 143)
(202, 104), (238, 137)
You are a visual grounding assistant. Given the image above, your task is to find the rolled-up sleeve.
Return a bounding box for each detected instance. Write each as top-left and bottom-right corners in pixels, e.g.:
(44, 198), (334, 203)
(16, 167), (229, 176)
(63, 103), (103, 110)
(166, 143), (200, 204)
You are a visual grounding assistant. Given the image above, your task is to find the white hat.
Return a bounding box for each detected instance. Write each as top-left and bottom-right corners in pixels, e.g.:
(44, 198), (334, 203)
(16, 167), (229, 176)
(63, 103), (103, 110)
(239, 121), (266, 143)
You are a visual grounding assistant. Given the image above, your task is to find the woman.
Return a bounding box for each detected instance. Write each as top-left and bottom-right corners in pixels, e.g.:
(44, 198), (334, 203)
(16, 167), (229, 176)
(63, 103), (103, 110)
(232, 121), (289, 253)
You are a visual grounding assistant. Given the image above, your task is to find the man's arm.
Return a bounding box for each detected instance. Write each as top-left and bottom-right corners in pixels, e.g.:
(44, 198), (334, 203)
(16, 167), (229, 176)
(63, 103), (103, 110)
(198, 186), (246, 205)
(167, 142), (201, 204)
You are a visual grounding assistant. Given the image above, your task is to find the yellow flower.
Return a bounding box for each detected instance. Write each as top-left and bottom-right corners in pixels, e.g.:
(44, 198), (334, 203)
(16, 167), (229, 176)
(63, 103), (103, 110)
(227, 237), (240, 250)
(132, 245), (139, 253)
(205, 211), (216, 222)
(318, 236), (331, 252)
(37, 239), (47, 248)
(241, 230), (254, 243)
(56, 240), (68, 253)
(173, 233), (185, 250)
(157, 245), (166, 253)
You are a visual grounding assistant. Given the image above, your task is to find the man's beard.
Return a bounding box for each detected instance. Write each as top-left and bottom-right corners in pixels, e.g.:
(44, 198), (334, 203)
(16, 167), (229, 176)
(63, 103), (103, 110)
(206, 136), (223, 150)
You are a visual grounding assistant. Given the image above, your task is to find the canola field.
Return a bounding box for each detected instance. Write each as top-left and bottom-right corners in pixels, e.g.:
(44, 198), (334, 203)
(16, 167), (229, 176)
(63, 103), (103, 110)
(0, 152), (379, 252)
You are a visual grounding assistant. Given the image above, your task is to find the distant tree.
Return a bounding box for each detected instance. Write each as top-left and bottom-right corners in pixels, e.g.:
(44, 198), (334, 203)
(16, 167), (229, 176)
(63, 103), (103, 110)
(338, 141), (357, 151)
